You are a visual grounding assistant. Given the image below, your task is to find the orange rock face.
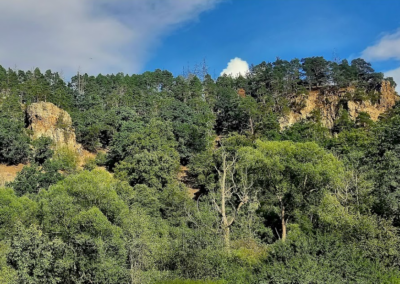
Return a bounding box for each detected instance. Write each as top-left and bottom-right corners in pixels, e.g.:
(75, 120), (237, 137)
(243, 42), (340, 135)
(238, 88), (246, 98)
(27, 102), (82, 153)
(279, 81), (399, 129)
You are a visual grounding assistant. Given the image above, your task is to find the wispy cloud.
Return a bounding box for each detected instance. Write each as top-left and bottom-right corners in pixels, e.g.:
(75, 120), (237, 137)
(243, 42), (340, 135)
(362, 29), (400, 61)
(361, 28), (400, 92)
(0, 0), (221, 76)
(220, 57), (249, 77)
(385, 67), (400, 93)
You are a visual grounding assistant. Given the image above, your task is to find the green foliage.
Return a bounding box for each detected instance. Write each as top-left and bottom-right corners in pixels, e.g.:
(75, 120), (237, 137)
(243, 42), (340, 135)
(327, 128), (373, 157)
(115, 150), (180, 189)
(353, 87), (369, 102)
(7, 223), (67, 284)
(0, 188), (38, 240)
(281, 120), (330, 144)
(0, 92), (24, 121)
(157, 280), (226, 284)
(355, 111), (374, 128)
(123, 207), (172, 284)
(109, 118), (180, 191)
(31, 137), (54, 165)
(0, 58), (398, 283)
(36, 170), (129, 283)
(0, 116), (30, 165)
(261, 230), (400, 284)
(386, 77), (397, 89)
(41, 170), (128, 225)
(333, 109), (354, 133)
(83, 156), (97, 171)
(350, 87), (381, 104)
(158, 95), (215, 163)
(0, 242), (18, 284)
(301, 56), (330, 88)
(52, 146), (79, 173)
(72, 107), (119, 151)
(214, 86), (246, 134)
(8, 162), (63, 196)
(239, 140), (346, 239)
(107, 118), (177, 168)
(95, 151), (107, 166)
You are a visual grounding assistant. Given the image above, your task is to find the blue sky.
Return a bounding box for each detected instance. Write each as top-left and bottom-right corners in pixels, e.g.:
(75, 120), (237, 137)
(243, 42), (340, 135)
(146, 0), (400, 83)
(0, 0), (400, 89)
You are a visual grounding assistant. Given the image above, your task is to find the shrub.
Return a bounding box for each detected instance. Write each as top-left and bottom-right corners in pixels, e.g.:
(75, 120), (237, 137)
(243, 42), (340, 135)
(83, 156), (96, 171)
(0, 117), (30, 165)
(30, 137), (53, 165)
(8, 162), (63, 196)
(95, 152), (107, 166)
(156, 280), (226, 284)
(52, 146), (79, 173)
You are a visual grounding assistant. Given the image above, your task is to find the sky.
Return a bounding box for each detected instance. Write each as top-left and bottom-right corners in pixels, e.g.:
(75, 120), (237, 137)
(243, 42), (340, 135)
(0, 0), (400, 90)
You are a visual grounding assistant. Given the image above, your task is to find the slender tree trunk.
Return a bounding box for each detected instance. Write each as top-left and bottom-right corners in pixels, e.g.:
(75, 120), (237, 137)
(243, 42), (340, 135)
(223, 224), (230, 248)
(221, 157), (230, 248)
(249, 117), (254, 135)
(220, 157), (230, 248)
(281, 205), (286, 242)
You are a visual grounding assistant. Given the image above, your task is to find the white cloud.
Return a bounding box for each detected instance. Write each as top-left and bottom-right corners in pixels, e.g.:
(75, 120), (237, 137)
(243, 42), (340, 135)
(220, 57), (249, 77)
(0, 0), (221, 77)
(361, 28), (400, 92)
(385, 67), (400, 93)
(362, 29), (400, 61)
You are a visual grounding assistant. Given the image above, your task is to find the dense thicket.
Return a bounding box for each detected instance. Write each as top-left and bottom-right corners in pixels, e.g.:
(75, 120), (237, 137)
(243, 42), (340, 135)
(0, 57), (399, 283)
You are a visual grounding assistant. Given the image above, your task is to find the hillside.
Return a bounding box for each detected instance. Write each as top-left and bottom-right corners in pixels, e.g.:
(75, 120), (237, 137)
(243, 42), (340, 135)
(2, 57), (400, 284)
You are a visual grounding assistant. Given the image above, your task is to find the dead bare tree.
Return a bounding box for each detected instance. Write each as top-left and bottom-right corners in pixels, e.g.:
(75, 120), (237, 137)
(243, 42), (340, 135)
(212, 149), (255, 248)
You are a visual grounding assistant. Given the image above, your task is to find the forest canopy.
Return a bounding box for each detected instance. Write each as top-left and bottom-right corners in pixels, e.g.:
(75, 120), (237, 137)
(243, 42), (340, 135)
(0, 56), (400, 283)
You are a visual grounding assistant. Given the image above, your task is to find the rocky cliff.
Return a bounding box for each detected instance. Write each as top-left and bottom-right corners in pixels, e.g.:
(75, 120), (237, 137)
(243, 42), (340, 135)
(279, 81), (399, 129)
(27, 102), (82, 152)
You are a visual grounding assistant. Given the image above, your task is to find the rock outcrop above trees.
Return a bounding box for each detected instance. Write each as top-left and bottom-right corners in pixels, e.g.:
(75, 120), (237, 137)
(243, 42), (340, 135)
(27, 102), (82, 152)
(279, 81), (398, 129)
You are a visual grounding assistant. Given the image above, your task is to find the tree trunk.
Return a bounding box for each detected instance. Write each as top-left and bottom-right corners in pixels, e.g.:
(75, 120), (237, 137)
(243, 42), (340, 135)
(223, 225), (230, 248)
(220, 155), (231, 248)
(249, 117), (254, 135)
(221, 157), (229, 248)
(281, 206), (286, 242)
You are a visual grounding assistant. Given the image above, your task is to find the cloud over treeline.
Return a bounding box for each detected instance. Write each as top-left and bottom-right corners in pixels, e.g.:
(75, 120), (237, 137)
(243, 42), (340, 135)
(0, 0), (221, 76)
(220, 57), (249, 77)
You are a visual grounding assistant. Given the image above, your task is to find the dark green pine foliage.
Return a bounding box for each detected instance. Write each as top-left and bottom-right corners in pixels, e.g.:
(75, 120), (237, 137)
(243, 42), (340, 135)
(0, 93), (30, 165)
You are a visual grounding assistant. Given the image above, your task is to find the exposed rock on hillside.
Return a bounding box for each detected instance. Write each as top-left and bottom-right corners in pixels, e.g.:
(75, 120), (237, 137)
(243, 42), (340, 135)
(279, 81), (398, 129)
(27, 102), (82, 152)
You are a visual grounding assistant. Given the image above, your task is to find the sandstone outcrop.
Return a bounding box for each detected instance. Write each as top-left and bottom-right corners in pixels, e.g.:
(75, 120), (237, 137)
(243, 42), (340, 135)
(279, 81), (398, 129)
(27, 102), (82, 153)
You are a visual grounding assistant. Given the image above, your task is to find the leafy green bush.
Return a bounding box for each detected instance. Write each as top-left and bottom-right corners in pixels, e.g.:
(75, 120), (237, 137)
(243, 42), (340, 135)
(0, 189), (38, 240)
(261, 230), (400, 284)
(0, 241), (18, 284)
(83, 156), (96, 171)
(30, 137), (53, 165)
(156, 280), (226, 284)
(8, 162), (63, 196)
(0, 117), (30, 165)
(95, 151), (107, 166)
(52, 146), (79, 173)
